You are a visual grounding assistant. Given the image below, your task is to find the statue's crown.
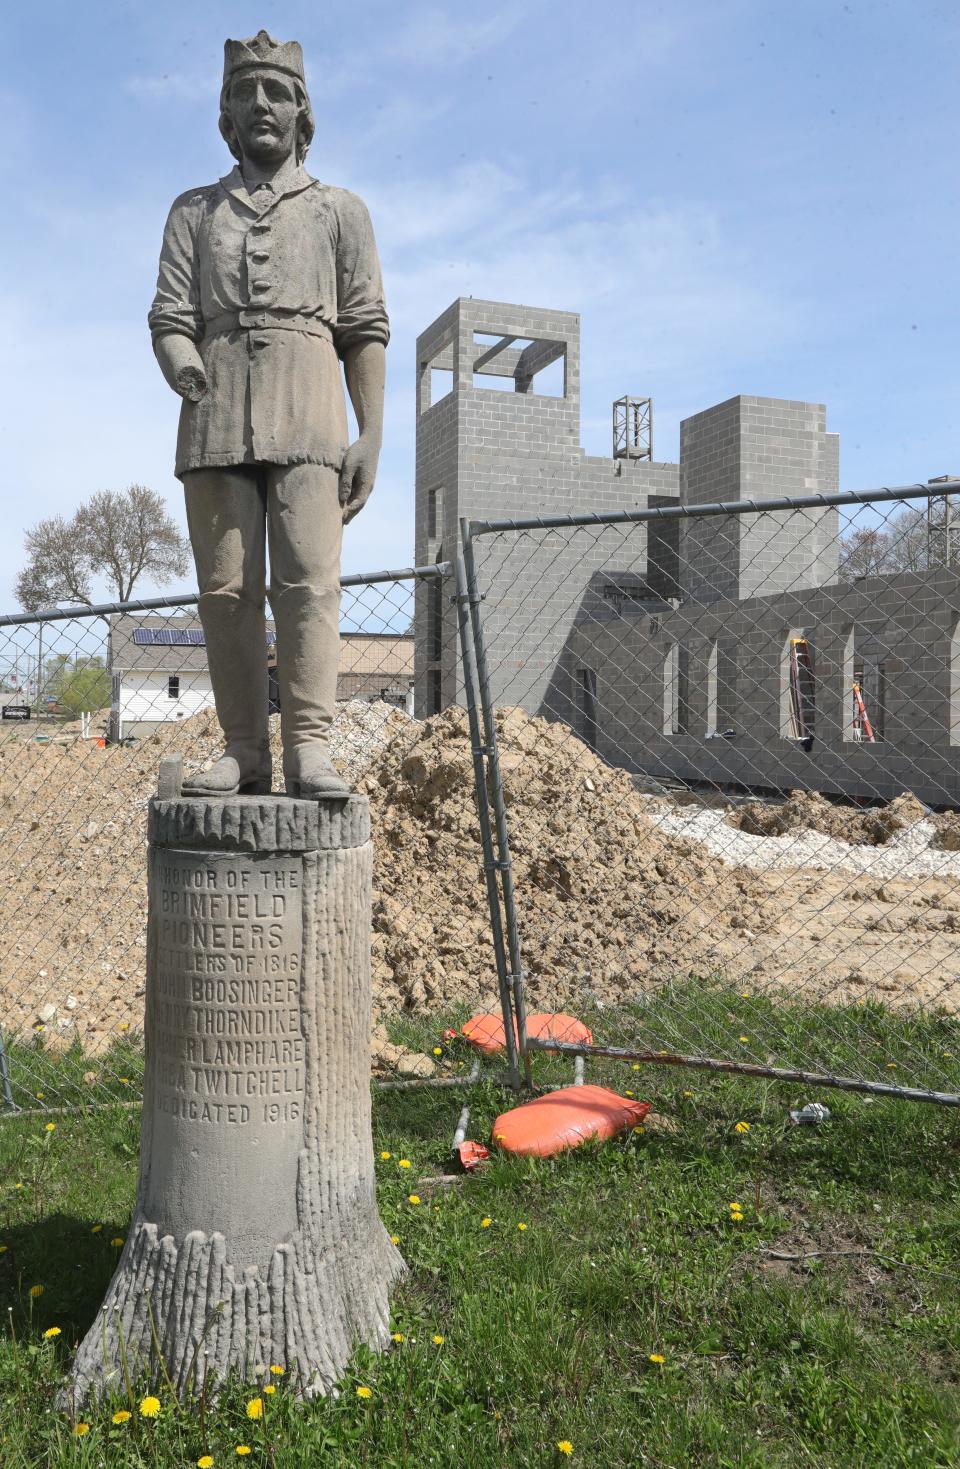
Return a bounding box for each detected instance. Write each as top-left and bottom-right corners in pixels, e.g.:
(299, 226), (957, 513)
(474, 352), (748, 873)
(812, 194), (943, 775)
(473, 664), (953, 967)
(223, 30), (305, 86)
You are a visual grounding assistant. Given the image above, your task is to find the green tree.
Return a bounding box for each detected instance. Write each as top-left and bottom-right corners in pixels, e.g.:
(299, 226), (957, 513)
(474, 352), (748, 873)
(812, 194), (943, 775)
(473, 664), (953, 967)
(46, 657), (111, 717)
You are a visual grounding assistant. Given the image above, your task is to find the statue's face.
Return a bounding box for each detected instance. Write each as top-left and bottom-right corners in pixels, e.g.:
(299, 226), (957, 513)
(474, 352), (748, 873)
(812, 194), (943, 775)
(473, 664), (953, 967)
(228, 68), (299, 164)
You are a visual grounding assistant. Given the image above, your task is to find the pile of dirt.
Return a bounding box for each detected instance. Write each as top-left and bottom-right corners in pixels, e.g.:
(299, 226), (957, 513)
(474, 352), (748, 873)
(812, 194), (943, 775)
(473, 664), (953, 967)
(359, 705), (770, 1018)
(728, 790), (928, 846)
(4, 700), (960, 1060)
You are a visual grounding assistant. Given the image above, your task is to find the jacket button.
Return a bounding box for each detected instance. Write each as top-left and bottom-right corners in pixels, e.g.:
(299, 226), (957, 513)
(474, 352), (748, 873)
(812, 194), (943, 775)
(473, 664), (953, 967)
(252, 337), (269, 349)
(251, 281), (269, 293)
(251, 251), (270, 263)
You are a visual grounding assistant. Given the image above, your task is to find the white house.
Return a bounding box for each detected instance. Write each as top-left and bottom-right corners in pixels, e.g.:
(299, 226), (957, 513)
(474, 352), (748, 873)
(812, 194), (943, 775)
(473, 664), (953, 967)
(108, 614), (414, 741)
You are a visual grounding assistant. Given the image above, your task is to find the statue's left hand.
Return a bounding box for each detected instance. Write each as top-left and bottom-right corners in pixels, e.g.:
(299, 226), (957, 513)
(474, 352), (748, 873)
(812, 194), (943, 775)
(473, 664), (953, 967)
(339, 436), (380, 524)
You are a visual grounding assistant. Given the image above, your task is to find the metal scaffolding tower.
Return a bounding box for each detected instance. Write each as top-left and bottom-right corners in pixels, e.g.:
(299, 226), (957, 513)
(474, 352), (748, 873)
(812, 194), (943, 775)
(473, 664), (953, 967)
(612, 396), (653, 461)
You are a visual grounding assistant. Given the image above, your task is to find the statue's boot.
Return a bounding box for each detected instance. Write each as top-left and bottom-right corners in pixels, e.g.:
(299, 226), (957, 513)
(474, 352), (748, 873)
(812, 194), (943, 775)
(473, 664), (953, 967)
(271, 583), (349, 798)
(182, 591), (272, 798)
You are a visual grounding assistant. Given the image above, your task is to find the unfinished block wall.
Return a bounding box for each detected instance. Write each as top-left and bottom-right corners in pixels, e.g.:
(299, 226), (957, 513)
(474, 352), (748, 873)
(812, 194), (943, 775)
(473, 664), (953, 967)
(413, 298), (680, 722)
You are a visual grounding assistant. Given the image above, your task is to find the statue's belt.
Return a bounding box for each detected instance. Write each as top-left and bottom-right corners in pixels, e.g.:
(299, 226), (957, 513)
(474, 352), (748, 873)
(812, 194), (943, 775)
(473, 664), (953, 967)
(203, 312), (334, 342)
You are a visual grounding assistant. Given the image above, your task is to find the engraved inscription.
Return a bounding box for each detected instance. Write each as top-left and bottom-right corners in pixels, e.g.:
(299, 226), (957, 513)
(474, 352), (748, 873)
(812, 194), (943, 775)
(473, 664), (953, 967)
(150, 852), (305, 1126)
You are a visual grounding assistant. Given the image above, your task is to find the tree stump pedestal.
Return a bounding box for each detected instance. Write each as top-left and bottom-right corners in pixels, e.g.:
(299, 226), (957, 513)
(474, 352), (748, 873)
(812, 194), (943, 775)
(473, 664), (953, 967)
(70, 793), (404, 1404)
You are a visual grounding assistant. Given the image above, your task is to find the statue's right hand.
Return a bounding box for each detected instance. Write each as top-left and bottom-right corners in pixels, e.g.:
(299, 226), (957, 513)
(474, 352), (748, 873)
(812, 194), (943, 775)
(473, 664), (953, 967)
(155, 334), (207, 402)
(175, 363), (208, 403)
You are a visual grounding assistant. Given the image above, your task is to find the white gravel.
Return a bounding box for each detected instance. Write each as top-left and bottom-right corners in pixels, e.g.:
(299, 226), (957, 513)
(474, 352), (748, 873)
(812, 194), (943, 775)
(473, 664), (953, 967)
(646, 806), (960, 881)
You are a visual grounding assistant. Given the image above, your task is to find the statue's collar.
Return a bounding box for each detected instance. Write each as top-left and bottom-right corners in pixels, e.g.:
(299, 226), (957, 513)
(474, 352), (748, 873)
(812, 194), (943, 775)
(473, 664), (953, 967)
(219, 163), (317, 212)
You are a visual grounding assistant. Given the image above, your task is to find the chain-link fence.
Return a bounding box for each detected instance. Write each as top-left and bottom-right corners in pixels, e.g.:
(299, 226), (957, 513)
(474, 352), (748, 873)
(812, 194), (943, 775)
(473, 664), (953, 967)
(461, 485), (960, 1106)
(6, 487), (960, 1126)
(0, 562), (517, 1116)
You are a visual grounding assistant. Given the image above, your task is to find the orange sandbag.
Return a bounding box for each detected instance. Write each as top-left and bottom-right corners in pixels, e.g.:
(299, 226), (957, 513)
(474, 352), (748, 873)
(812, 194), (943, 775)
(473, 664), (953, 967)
(491, 1085), (650, 1158)
(460, 1012), (593, 1057)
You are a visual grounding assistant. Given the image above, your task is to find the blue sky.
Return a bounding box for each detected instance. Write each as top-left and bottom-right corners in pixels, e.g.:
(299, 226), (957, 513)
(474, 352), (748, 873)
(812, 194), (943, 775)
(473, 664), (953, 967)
(3, 0), (958, 607)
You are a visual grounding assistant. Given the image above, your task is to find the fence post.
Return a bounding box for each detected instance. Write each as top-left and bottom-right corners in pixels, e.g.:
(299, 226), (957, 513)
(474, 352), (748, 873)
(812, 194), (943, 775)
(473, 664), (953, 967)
(460, 521), (532, 1087)
(0, 1033), (15, 1111)
(452, 554), (521, 1088)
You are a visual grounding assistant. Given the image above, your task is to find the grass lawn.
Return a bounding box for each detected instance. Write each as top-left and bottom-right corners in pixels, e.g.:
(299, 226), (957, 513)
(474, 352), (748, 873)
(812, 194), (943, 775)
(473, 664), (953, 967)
(1, 994), (960, 1468)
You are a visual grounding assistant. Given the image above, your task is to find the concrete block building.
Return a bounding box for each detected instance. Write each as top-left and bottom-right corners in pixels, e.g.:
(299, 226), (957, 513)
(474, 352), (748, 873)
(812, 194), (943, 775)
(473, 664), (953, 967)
(414, 298), (679, 723)
(414, 297), (960, 806)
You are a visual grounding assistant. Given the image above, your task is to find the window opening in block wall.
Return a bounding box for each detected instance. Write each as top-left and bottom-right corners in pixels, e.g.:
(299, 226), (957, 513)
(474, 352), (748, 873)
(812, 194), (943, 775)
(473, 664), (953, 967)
(951, 617), (960, 747)
(705, 640), (718, 736)
(853, 660), (885, 742)
(430, 368), (453, 404)
(579, 667), (598, 751)
(427, 579), (444, 662)
(471, 331), (566, 397)
(663, 643), (688, 736)
(781, 630), (815, 746)
(426, 485), (443, 542)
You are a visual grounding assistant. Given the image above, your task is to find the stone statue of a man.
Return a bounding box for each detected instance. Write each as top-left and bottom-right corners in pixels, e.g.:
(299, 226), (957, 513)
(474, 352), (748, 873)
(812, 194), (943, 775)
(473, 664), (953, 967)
(149, 30), (388, 798)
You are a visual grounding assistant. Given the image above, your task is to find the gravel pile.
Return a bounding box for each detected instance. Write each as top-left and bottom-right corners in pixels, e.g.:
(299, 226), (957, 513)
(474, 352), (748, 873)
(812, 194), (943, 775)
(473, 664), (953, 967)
(649, 805), (960, 880)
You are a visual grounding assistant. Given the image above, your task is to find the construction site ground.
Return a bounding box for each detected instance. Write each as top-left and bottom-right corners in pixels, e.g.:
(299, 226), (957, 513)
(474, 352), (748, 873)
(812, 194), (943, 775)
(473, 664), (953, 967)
(2, 701), (960, 1061)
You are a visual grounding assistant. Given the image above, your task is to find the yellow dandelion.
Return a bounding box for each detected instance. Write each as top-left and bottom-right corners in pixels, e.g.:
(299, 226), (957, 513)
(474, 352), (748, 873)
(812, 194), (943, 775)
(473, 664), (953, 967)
(887, 1062), (897, 1069)
(631, 1063), (641, 1071)
(198, 1458), (214, 1468)
(0, 1244), (7, 1254)
(632, 1125), (645, 1134)
(73, 1422), (90, 1436)
(119, 1022), (130, 1031)
(433, 1047), (443, 1056)
(944, 1051), (954, 1059)
(139, 1395), (161, 1418)
(120, 1077), (130, 1085)
(730, 1212), (744, 1222)
(263, 1384), (276, 1395)
(29, 1284), (43, 1298)
(380, 1151), (392, 1160)
(112, 1410), (132, 1424)
(683, 1090), (693, 1097)
(270, 1364), (284, 1375)
(738, 1036), (749, 1044)
(408, 1194), (421, 1206)
(245, 1398), (263, 1420)
(44, 1122), (56, 1132)
(433, 1334), (444, 1345)
(648, 1353), (665, 1365)
(14, 1183), (23, 1190)
(624, 1090), (635, 1098)
(480, 1217), (492, 1228)
(390, 1234), (400, 1245)
(90, 1224), (102, 1234)
(35, 1092), (43, 1099)
(235, 1449), (251, 1458)
(734, 1121), (751, 1134)
(356, 1385), (372, 1399)
(398, 1159), (412, 1169)
(557, 1444), (574, 1458)
(392, 1332), (404, 1343)
(517, 1222), (527, 1231)
(728, 1201), (742, 1210)
(43, 1326), (61, 1340)
(741, 991), (750, 998)
(111, 1237), (125, 1247)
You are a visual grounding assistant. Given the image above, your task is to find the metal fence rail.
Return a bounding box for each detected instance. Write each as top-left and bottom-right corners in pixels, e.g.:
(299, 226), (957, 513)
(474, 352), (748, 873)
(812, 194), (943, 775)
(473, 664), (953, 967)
(461, 485), (960, 1106)
(0, 561), (516, 1113)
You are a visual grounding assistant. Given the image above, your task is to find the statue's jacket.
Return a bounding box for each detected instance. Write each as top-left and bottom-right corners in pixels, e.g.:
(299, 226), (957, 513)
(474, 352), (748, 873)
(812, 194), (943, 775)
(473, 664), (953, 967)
(149, 165), (389, 480)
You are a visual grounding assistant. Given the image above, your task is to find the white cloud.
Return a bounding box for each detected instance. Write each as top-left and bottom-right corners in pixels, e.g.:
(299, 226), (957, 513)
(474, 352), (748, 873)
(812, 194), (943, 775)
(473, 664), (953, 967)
(123, 71), (219, 103)
(387, 5), (528, 65)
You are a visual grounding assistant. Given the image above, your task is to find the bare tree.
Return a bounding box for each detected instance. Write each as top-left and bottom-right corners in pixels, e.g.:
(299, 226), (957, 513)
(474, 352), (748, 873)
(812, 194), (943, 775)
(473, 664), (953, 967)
(837, 501), (954, 583)
(16, 485), (190, 611)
